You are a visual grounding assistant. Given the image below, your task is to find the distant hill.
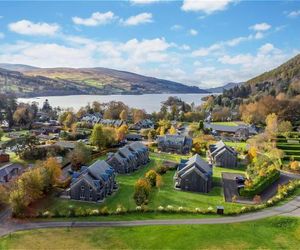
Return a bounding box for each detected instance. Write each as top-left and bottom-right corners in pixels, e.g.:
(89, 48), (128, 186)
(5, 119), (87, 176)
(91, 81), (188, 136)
(220, 54), (300, 104)
(206, 82), (243, 93)
(0, 64), (208, 97)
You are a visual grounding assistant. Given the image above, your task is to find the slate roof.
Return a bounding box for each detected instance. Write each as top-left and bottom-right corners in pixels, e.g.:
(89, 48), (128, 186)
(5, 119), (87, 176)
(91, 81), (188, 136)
(178, 154), (212, 178)
(204, 122), (257, 134)
(0, 163), (22, 179)
(209, 140), (237, 157)
(158, 135), (192, 147)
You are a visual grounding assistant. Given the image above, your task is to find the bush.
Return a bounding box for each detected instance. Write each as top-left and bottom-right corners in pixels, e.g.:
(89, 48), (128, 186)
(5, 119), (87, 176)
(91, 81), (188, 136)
(133, 178), (151, 205)
(240, 170), (280, 197)
(155, 165), (168, 175)
(145, 170), (158, 187)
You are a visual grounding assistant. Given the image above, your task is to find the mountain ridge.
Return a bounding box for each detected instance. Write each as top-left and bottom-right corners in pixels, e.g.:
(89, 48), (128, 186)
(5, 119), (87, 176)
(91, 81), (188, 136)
(0, 64), (208, 97)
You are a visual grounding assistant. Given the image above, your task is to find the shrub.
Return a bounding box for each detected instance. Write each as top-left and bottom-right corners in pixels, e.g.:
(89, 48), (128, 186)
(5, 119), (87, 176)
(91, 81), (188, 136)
(133, 178), (151, 205)
(145, 170), (158, 187)
(290, 161), (300, 171)
(240, 170), (280, 197)
(155, 165), (168, 175)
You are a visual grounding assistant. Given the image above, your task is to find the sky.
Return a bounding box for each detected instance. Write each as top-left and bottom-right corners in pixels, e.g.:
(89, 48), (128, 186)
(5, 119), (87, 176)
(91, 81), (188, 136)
(0, 0), (300, 88)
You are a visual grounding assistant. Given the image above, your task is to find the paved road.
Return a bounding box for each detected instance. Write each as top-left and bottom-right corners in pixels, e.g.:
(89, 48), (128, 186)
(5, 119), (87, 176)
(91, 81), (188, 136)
(1, 196), (300, 238)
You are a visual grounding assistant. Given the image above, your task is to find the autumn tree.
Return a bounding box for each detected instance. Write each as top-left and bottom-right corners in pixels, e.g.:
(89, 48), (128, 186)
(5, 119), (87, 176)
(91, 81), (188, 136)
(265, 113), (278, 138)
(119, 109), (128, 121)
(278, 120), (293, 136)
(68, 142), (92, 170)
(133, 178), (151, 205)
(168, 126), (177, 135)
(290, 161), (300, 171)
(40, 157), (62, 188)
(133, 109), (146, 123)
(116, 124), (128, 141)
(145, 170), (159, 187)
(90, 124), (106, 150)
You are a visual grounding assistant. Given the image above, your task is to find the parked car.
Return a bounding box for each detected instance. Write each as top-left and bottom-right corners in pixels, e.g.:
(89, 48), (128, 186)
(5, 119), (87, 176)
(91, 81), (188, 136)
(235, 176), (245, 185)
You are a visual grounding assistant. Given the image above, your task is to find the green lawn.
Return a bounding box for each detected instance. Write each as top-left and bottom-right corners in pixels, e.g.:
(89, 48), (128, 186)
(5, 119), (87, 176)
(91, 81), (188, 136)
(225, 141), (248, 151)
(211, 121), (239, 127)
(1, 217), (300, 249)
(39, 155), (246, 215)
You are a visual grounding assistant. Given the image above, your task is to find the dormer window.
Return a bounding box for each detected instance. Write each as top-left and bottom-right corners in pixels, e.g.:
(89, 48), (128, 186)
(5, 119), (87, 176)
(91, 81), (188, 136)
(81, 186), (84, 190)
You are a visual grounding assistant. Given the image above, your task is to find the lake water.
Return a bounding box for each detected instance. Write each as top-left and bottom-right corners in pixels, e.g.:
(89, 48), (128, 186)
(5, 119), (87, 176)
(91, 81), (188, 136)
(18, 93), (213, 113)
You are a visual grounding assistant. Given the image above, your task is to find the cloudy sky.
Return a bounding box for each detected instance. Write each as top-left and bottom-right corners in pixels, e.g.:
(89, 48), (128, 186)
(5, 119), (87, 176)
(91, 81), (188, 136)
(0, 0), (300, 88)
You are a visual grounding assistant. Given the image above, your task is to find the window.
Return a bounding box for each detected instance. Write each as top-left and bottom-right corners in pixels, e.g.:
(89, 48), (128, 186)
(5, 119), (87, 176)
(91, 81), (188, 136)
(81, 186), (85, 191)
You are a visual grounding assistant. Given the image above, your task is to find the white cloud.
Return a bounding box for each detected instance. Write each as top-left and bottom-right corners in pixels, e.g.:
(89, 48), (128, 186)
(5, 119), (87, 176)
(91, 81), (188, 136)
(8, 20), (59, 36)
(72, 11), (116, 26)
(121, 12), (153, 26)
(181, 0), (235, 14)
(171, 24), (183, 31)
(250, 22), (271, 31)
(189, 29), (198, 36)
(130, 0), (160, 4)
(287, 10), (300, 18)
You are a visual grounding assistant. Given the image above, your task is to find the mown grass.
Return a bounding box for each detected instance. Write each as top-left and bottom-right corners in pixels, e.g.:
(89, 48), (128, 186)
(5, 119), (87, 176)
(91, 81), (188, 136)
(1, 217), (300, 249)
(211, 121), (239, 127)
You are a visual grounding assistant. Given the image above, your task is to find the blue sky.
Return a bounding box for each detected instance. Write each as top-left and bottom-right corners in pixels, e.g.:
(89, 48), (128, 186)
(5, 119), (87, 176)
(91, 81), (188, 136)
(0, 0), (300, 88)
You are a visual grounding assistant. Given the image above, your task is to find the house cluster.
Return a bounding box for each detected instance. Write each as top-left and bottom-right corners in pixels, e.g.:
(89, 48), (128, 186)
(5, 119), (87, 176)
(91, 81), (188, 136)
(80, 114), (126, 128)
(130, 119), (154, 130)
(174, 154), (212, 193)
(208, 141), (238, 168)
(107, 142), (149, 174)
(68, 141), (149, 202)
(68, 160), (117, 202)
(157, 135), (193, 154)
(204, 122), (257, 141)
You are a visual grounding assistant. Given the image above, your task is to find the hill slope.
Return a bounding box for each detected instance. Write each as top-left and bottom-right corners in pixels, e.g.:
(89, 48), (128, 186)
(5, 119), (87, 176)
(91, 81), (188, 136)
(221, 54), (300, 103)
(0, 64), (207, 97)
(206, 82), (243, 93)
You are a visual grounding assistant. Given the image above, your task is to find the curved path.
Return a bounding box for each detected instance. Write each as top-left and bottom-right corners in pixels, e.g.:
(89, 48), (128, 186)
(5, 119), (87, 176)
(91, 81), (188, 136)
(1, 196), (300, 238)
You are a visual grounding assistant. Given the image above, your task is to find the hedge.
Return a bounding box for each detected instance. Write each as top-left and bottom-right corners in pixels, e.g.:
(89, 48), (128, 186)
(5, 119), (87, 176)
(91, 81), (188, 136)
(240, 170), (280, 198)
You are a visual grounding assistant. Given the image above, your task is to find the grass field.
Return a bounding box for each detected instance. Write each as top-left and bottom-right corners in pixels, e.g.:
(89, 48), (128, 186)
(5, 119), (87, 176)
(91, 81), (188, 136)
(38, 154), (246, 215)
(225, 141), (248, 151)
(211, 122), (239, 127)
(1, 217), (299, 249)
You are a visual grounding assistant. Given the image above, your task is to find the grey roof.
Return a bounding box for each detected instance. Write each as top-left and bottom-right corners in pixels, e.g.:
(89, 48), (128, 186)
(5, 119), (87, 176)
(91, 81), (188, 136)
(0, 163), (22, 178)
(204, 122), (257, 134)
(158, 135), (192, 146)
(88, 160), (112, 179)
(178, 154), (211, 177)
(180, 165), (208, 180)
(55, 141), (76, 149)
(119, 146), (134, 158)
(210, 140), (237, 157)
(128, 141), (147, 151)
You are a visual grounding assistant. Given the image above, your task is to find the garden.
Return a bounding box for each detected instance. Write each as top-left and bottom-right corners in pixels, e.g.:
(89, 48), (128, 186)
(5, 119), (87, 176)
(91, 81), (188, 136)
(35, 152), (248, 217)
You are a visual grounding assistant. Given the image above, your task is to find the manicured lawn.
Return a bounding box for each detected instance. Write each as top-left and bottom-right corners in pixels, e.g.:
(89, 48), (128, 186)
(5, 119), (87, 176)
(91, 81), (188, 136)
(1, 217), (300, 249)
(38, 155), (246, 214)
(225, 141), (248, 151)
(211, 121), (239, 127)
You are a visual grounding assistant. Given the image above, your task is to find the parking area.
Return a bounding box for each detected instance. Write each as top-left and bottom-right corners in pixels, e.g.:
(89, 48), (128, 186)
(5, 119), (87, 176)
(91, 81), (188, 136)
(221, 172), (252, 204)
(222, 171), (298, 204)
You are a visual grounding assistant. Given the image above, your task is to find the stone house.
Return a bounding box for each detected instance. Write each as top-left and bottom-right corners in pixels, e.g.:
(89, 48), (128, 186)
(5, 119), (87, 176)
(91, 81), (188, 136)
(208, 141), (238, 168)
(69, 160), (117, 202)
(157, 135), (192, 154)
(174, 154), (212, 193)
(107, 142), (149, 174)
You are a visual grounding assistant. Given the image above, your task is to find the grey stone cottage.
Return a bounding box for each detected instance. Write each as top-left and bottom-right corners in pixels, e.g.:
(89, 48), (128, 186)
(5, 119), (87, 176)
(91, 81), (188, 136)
(208, 140), (238, 168)
(174, 154), (212, 193)
(107, 141), (149, 174)
(69, 160), (117, 202)
(0, 163), (23, 183)
(157, 135), (192, 154)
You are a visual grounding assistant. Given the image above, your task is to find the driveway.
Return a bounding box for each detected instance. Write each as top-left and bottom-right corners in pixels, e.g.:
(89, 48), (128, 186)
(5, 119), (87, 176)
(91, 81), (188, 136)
(222, 171), (299, 204)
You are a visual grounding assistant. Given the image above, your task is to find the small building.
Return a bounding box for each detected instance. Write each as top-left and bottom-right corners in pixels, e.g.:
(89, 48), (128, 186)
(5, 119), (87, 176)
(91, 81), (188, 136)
(208, 141), (238, 168)
(69, 160), (117, 202)
(234, 127), (250, 141)
(157, 135), (192, 154)
(0, 152), (10, 163)
(130, 119), (154, 130)
(107, 142), (149, 174)
(81, 113), (103, 124)
(0, 163), (23, 183)
(174, 154), (212, 193)
(125, 134), (142, 141)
